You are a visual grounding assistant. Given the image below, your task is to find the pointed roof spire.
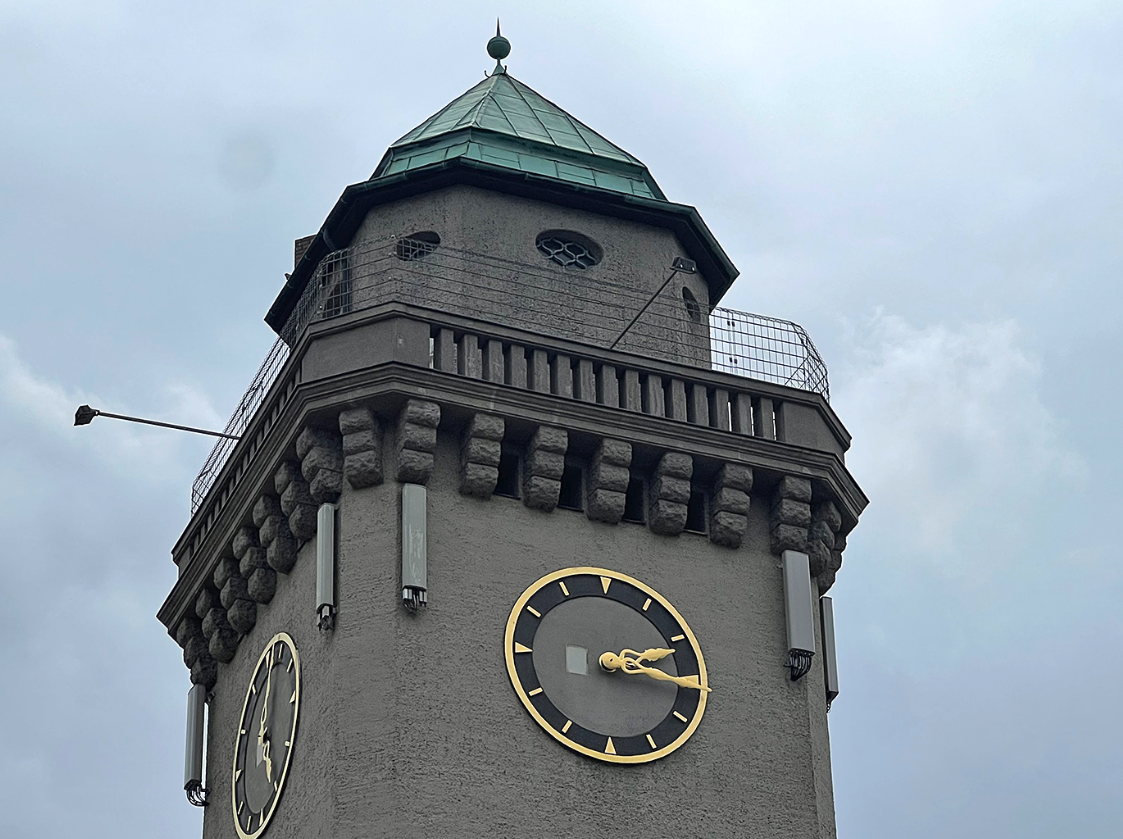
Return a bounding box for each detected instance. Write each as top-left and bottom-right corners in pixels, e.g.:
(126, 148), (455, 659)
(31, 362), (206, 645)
(487, 19), (511, 75)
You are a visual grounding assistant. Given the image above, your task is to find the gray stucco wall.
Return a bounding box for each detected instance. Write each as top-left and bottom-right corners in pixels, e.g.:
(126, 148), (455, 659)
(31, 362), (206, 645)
(338, 185), (713, 368)
(201, 427), (835, 839)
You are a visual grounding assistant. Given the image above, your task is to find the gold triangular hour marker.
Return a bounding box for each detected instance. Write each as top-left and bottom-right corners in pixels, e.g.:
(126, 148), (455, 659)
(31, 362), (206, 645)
(605, 737), (616, 755)
(600, 576), (611, 594)
(514, 642), (532, 653)
(290, 691), (296, 703)
(235, 769), (243, 782)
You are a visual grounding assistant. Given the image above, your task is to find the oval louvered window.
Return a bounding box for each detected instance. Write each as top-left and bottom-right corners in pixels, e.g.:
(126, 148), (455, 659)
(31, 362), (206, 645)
(536, 230), (602, 269)
(396, 231), (441, 261)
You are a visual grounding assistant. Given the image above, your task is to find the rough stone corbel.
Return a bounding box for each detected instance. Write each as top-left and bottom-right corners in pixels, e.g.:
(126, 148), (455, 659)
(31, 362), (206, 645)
(339, 407), (383, 489)
(769, 475), (812, 554)
(460, 413), (504, 498)
(275, 462), (317, 544)
(297, 425), (343, 504)
(649, 452), (693, 536)
(808, 500), (841, 575)
(523, 426), (567, 511)
(586, 439), (631, 524)
(197, 586), (239, 664)
(215, 554), (256, 635)
(710, 464), (753, 548)
(396, 399), (441, 484)
(246, 500), (280, 601)
(817, 527), (844, 593)
(177, 616), (216, 688)
(259, 469), (301, 574)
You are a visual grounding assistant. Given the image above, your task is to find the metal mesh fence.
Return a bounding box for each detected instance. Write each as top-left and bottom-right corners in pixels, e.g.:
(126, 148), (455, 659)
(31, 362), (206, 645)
(193, 237), (829, 512)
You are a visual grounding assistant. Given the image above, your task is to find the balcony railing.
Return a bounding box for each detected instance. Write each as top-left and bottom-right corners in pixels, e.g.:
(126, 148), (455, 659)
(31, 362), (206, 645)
(190, 240), (829, 512)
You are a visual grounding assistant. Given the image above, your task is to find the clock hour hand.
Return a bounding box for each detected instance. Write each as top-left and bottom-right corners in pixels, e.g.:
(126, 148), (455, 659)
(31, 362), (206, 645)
(258, 656), (275, 782)
(599, 648), (712, 692)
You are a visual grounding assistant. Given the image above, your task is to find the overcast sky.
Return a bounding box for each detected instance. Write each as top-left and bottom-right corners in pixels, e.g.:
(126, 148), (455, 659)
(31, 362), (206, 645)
(1, 1), (1120, 837)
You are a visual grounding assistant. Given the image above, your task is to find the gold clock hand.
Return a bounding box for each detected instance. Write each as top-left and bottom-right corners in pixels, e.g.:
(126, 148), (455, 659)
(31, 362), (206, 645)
(599, 648), (712, 692)
(259, 651), (275, 782)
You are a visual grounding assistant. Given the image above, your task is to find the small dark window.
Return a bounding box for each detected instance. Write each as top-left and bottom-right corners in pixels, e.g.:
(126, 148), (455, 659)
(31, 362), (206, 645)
(397, 231), (440, 261)
(622, 476), (646, 524)
(558, 463), (584, 511)
(536, 229), (602, 269)
(685, 487), (707, 534)
(682, 287), (701, 323)
(495, 449), (521, 498)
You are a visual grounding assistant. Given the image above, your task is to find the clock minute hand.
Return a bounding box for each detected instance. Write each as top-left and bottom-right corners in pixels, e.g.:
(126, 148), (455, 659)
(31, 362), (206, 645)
(598, 648), (712, 693)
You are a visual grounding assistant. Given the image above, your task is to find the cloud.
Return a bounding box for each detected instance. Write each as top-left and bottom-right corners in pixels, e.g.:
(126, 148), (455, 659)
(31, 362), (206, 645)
(835, 312), (1083, 561)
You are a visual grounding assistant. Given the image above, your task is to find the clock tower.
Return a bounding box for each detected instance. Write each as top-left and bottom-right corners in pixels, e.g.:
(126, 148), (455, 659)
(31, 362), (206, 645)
(161, 31), (866, 839)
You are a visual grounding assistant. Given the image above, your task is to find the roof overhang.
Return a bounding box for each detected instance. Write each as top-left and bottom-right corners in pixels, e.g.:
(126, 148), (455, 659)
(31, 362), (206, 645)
(265, 159), (740, 334)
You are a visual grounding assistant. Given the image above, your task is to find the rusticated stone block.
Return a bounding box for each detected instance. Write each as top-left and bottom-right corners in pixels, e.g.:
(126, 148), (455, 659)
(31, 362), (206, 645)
(772, 498), (812, 529)
(396, 399), (440, 484)
(523, 426), (567, 512)
(232, 526), (258, 560)
(296, 426), (339, 460)
(220, 574), (250, 609)
(344, 449), (382, 489)
(279, 479), (313, 516)
(710, 511), (747, 548)
(182, 636), (208, 669)
(817, 568), (837, 594)
(227, 599), (258, 634)
(287, 504), (318, 543)
(239, 545), (267, 579)
(777, 475), (812, 503)
(807, 539), (832, 576)
(770, 523), (808, 554)
(267, 530), (298, 574)
(586, 439), (631, 524)
(213, 556), (240, 590)
(175, 616), (204, 650)
(300, 425), (343, 504)
(252, 495), (280, 528)
(258, 514), (285, 547)
(713, 488), (751, 517)
(247, 568), (277, 604)
(274, 462), (303, 497)
(811, 500), (844, 591)
(649, 452), (693, 536)
(195, 587), (219, 621)
(203, 607), (239, 663)
(191, 656), (217, 688)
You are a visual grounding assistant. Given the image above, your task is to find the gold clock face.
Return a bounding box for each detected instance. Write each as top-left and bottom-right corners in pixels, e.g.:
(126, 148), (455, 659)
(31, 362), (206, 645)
(504, 567), (710, 764)
(231, 632), (300, 839)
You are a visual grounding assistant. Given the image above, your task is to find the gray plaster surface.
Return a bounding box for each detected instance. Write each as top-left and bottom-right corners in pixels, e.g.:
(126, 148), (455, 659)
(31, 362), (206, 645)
(346, 185), (713, 367)
(201, 428), (835, 839)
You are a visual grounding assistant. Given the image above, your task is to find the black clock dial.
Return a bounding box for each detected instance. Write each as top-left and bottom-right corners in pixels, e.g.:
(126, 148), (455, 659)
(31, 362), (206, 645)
(504, 567), (710, 764)
(232, 633), (301, 839)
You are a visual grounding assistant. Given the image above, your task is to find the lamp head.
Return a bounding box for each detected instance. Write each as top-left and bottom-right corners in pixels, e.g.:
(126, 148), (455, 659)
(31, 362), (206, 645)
(74, 405), (99, 426)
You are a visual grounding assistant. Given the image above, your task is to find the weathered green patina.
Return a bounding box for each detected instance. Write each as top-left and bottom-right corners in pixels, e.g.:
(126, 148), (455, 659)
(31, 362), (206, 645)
(372, 73), (666, 200)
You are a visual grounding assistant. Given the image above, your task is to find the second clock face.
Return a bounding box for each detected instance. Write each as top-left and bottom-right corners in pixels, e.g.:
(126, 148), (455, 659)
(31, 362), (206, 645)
(504, 567), (710, 764)
(232, 632), (300, 839)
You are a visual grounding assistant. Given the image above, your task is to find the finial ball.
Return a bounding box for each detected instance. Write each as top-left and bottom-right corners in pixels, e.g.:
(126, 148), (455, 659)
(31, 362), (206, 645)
(487, 34), (511, 60)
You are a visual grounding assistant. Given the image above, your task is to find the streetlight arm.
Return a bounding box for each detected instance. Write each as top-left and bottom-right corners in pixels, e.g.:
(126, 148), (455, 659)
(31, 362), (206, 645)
(73, 405), (240, 441)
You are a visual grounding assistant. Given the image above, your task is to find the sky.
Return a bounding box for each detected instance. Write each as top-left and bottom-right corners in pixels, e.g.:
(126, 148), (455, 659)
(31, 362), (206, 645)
(1, 1), (1120, 836)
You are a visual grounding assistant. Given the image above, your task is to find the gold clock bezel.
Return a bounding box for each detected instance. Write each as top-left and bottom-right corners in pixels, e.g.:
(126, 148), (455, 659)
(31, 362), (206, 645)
(504, 566), (709, 764)
(231, 632), (301, 839)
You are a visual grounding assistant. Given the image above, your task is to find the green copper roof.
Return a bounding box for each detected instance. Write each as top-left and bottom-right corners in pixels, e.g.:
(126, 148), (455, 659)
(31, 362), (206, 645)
(372, 73), (666, 200)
